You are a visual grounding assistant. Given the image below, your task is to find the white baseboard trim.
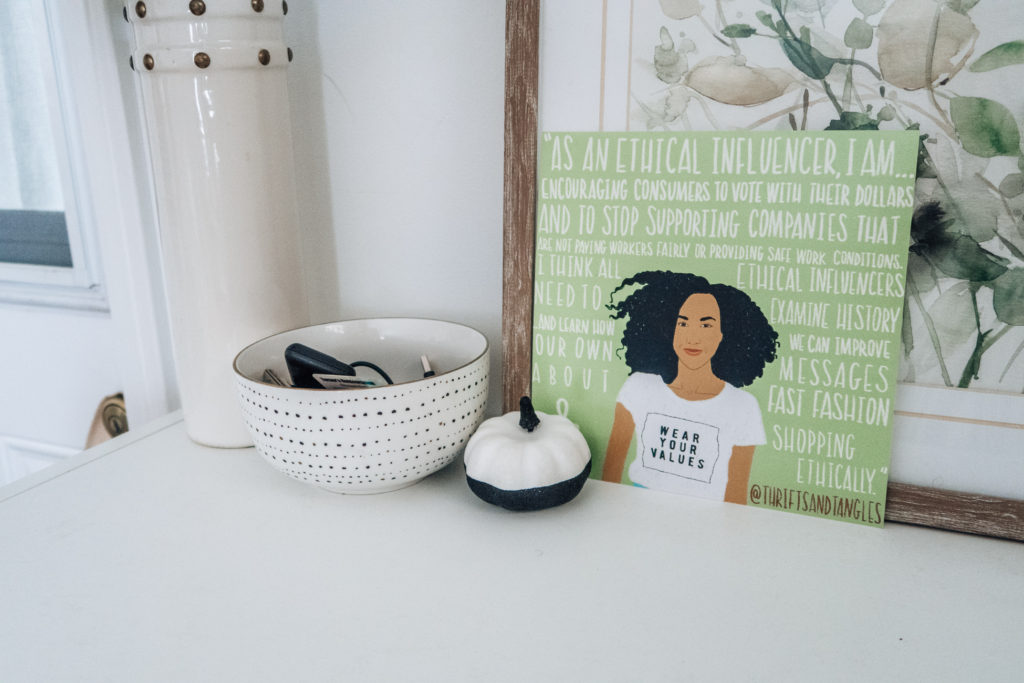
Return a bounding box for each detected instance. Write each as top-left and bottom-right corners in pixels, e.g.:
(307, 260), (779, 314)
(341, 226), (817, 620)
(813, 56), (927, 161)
(0, 435), (79, 488)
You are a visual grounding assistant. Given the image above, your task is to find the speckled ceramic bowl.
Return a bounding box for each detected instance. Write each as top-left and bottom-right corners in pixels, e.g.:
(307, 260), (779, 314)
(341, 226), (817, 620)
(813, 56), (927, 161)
(233, 318), (489, 494)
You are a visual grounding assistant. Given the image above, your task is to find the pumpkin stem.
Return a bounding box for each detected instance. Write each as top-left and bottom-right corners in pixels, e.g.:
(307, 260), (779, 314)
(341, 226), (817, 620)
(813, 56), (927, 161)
(518, 395), (541, 432)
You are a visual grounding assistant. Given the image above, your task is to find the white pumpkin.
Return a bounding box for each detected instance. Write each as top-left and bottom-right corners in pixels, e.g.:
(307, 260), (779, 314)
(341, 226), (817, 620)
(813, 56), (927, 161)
(464, 397), (591, 511)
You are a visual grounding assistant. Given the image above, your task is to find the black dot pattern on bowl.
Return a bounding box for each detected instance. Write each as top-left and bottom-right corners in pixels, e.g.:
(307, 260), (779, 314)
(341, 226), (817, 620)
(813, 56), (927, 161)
(236, 356), (489, 492)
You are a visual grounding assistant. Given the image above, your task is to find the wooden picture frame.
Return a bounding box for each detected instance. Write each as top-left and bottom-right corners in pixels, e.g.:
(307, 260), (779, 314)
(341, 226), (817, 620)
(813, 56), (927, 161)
(502, 0), (1023, 541)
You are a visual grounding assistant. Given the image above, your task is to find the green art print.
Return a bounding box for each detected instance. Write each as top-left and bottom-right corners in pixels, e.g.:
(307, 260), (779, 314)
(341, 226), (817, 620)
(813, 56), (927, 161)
(531, 130), (918, 525)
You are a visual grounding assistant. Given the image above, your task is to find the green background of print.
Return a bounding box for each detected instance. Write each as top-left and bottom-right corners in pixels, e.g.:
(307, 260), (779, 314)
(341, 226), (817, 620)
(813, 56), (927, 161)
(531, 130), (919, 526)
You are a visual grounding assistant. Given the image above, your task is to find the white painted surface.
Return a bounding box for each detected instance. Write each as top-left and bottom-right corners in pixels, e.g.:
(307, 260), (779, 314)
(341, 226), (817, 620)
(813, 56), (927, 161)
(1, 415), (1022, 682)
(890, 385), (1024, 497)
(284, 2), (507, 413)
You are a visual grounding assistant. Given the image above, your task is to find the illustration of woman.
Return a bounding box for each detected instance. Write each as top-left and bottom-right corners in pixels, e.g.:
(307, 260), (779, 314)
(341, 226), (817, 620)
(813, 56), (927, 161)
(602, 271), (778, 503)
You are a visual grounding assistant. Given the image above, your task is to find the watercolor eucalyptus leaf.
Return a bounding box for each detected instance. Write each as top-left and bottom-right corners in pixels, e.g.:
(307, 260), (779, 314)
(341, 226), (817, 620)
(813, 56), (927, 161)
(780, 35), (837, 80)
(992, 269), (1024, 325)
(907, 251), (939, 294)
(969, 40), (1024, 73)
(1005, 193), (1024, 237)
(664, 86), (690, 123)
(658, 0), (701, 20)
(916, 140), (1001, 244)
(910, 201), (952, 250)
(876, 0), (978, 90)
(755, 10), (778, 32)
(806, 24), (851, 59)
(844, 17), (874, 50)
(946, 170), (1002, 242)
(771, 0), (841, 18)
(951, 195), (1000, 243)
(958, 320), (986, 388)
(928, 281), (978, 344)
(722, 24), (758, 39)
(933, 235), (1009, 282)
(948, 0), (982, 13)
(901, 296), (915, 356)
(950, 97), (1022, 158)
(853, 0), (887, 16)
(999, 173), (1024, 199)
(654, 27), (685, 84)
(910, 201), (1008, 281)
(826, 111), (880, 130)
(685, 56), (793, 106)
(913, 132), (939, 179)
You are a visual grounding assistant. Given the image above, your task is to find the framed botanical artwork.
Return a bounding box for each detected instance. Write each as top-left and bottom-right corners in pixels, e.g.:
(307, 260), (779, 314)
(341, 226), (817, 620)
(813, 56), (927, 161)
(503, 0), (1024, 539)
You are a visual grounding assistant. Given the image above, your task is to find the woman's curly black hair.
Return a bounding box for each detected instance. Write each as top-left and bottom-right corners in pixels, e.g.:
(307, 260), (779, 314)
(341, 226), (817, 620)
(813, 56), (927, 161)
(607, 270), (779, 387)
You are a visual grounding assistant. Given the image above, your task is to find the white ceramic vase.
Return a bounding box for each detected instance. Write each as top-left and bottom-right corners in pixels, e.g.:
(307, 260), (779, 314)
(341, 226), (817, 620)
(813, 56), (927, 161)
(127, 0), (309, 447)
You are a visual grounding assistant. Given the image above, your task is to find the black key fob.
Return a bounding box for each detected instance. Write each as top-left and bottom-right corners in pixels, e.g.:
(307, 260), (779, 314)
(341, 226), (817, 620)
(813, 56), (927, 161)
(284, 343), (355, 389)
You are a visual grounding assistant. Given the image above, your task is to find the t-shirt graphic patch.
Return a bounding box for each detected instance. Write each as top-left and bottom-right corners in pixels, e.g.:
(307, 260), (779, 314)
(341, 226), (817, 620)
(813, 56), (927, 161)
(639, 413), (720, 483)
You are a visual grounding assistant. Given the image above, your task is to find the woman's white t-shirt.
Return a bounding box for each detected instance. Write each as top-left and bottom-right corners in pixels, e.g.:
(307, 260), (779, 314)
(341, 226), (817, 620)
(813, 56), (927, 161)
(615, 372), (766, 500)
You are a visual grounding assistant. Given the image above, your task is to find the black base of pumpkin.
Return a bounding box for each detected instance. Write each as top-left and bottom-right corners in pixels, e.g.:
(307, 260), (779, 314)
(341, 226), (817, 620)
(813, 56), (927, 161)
(466, 459), (592, 511)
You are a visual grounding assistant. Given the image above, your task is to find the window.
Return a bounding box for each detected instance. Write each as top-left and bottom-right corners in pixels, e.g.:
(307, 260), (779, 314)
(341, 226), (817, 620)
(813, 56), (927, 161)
(0, 0), (104, 309)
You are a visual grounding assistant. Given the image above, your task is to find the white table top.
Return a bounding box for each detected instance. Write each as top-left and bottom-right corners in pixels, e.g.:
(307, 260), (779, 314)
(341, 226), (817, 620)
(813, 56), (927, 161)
(2, 412), (1022, 682)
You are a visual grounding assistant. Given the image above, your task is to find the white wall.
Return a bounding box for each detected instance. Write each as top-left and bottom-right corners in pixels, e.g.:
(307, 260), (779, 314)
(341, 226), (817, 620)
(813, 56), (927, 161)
(285, 1), (508, 413)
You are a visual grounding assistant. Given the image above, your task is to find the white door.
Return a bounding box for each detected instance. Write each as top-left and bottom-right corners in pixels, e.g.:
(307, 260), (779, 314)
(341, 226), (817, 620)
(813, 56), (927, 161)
(0, 0), (176, 485)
